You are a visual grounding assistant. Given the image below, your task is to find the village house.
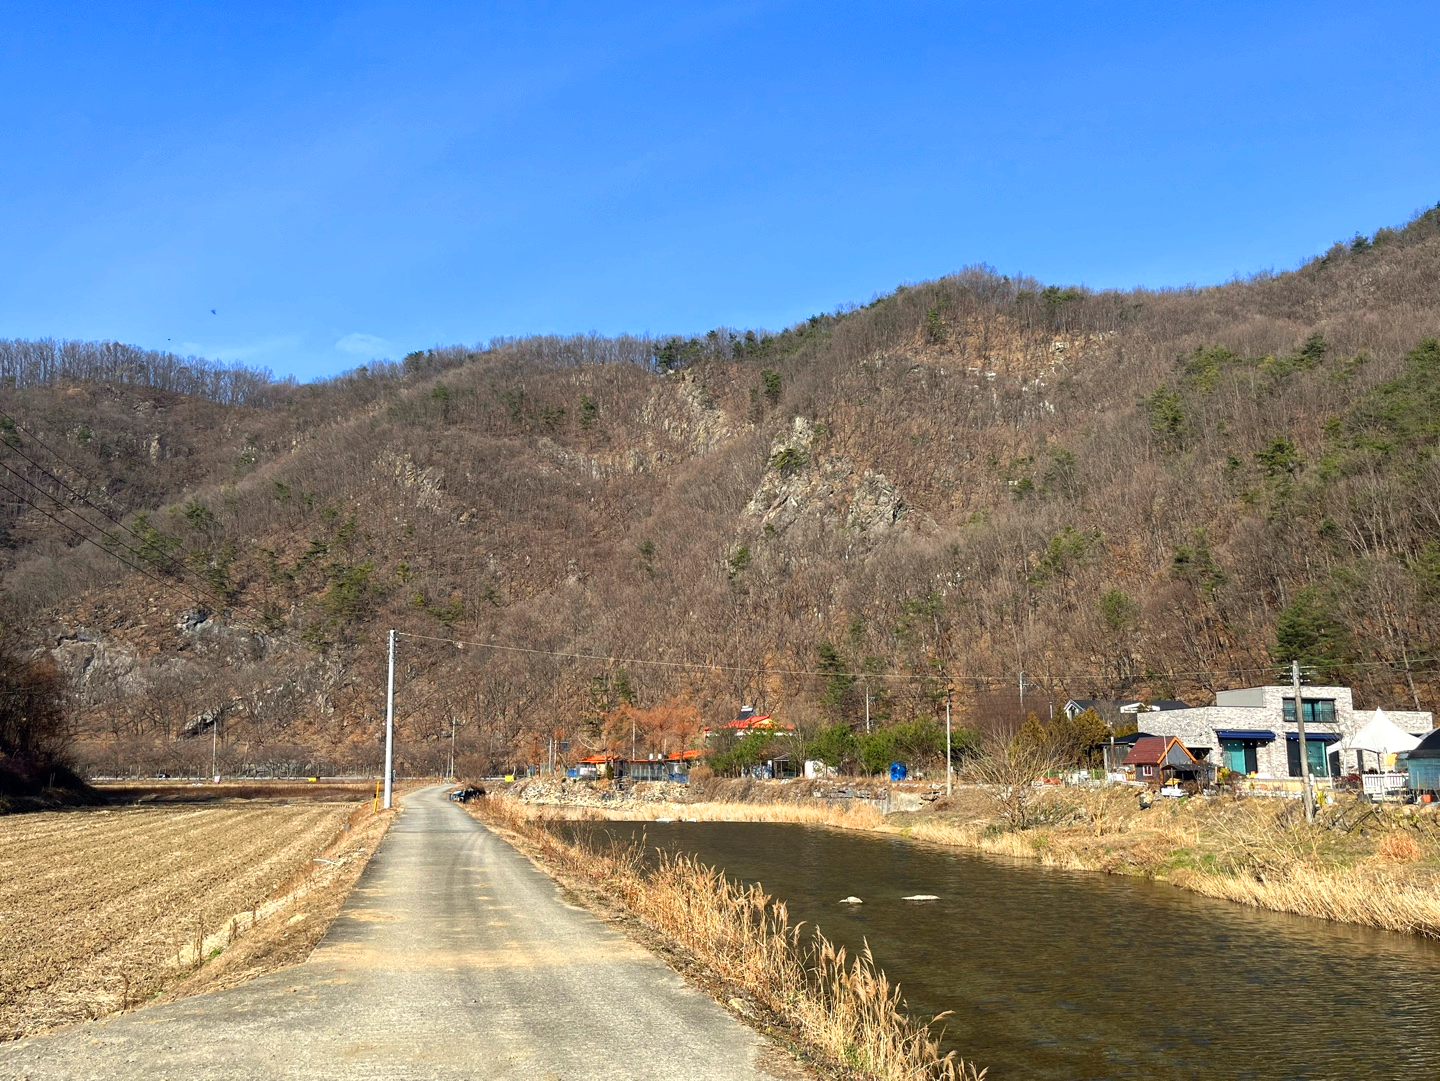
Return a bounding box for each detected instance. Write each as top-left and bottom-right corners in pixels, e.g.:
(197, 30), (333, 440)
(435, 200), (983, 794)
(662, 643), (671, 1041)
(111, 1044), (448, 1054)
(1120, 736), (1208, 787)
(702, 705), (795, 742)
(1136, 685), (1432, 782)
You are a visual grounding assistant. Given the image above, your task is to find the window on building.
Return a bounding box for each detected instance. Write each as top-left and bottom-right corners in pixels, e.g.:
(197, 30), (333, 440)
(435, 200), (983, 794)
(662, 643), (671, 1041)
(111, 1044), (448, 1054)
(1287, 738), (1331, 778)
(1283, 698), (1336, 725)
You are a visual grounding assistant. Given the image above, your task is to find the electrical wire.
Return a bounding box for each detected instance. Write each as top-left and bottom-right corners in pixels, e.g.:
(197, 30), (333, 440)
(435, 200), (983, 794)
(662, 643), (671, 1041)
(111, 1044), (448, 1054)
(0, 459), (196, 585)
(393, 629), (1437, 687)
(0, 475), (265, 635)
(0, 412), (279, 631)
(0, 407), (189, 569)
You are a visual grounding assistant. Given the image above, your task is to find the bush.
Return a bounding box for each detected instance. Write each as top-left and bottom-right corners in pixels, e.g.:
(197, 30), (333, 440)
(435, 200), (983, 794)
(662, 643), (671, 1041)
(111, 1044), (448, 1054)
(0, 635), (75, 796)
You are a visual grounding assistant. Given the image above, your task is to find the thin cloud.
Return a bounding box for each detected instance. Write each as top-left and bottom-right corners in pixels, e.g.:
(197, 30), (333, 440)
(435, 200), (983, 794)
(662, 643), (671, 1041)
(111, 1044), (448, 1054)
(335, 332), (392, 356)
(174, 335), (303, 363)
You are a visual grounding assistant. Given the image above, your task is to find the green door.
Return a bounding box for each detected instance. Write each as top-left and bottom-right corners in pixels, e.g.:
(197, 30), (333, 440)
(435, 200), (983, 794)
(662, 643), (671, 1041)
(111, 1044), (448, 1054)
(1221, 740), (1258, 774)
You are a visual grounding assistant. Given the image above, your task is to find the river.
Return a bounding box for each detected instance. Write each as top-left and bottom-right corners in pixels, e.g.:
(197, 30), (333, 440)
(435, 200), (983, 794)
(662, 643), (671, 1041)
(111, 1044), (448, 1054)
(573, 820), (1440, 1080)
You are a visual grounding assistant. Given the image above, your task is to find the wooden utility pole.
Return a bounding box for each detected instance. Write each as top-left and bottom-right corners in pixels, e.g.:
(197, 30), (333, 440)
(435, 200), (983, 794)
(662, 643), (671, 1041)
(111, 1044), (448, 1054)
(1293, 660), (1315, 822)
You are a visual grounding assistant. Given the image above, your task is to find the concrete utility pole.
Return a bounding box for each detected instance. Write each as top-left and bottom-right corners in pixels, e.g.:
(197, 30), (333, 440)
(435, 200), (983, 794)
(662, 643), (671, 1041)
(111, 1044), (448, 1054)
(1293, 659), (1315, 823)
(449, 716), (457, 780)
(865, 685), (871, 733)
(383, 629), (396, 810)
(945, 696), (953, 797)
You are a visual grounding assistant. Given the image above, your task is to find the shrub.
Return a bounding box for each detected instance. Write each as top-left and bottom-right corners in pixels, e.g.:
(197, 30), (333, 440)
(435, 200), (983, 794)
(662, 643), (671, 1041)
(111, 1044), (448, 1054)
(0, 635), (75, 796)
(761, 369), (782, 405)
(770, 446), (807, 477)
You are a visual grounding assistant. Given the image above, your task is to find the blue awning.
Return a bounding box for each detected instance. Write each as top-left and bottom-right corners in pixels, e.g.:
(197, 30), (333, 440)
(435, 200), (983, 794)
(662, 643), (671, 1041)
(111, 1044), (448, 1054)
(1286, 731), (1343, 742)
(1215, 729), (1276, 741)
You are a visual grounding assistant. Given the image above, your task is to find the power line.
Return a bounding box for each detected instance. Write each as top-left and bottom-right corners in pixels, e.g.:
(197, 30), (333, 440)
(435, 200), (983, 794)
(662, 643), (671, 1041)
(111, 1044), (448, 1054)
(393, 629), (1438, 688)
(0, 411), (278, 631)
(0, 407), (192, 573)
(0, 459), (195, 586)
(0, 475), (265, 635)
(0, 476), (183, 592)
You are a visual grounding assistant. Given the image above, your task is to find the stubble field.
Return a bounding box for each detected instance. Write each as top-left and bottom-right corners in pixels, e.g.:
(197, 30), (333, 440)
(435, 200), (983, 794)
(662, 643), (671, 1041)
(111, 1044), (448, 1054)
(0, 791), (384, 1040)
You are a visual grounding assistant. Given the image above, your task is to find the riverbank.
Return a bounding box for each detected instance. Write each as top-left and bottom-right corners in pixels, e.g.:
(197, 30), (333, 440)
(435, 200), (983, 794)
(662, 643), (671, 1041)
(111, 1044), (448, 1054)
(468, 796), (984, 1081)
(504, 776), (1440, 938)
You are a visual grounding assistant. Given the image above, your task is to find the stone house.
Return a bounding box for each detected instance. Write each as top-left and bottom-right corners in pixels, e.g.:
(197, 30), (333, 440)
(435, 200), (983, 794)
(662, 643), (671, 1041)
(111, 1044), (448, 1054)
(1146, 685), (1432, 781)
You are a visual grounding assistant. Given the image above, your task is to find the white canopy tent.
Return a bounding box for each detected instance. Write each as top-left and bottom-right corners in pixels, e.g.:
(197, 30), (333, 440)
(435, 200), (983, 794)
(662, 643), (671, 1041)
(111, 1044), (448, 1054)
(1330, 708), (1422, 771)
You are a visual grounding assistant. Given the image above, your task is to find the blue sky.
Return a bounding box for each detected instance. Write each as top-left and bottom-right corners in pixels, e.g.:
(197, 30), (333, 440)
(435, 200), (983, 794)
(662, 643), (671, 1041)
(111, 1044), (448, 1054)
(2, 2), (1438, 382)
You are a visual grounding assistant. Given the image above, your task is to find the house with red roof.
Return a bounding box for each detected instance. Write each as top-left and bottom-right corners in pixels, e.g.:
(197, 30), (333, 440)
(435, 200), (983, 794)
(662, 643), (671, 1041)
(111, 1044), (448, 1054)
(703, 705), (794, 740)
(1121, 736), (1207, 787)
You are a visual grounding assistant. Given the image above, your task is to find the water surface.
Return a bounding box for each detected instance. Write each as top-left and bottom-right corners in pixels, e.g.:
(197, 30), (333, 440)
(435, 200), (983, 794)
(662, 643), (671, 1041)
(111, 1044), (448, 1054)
(575, 821), (1440, 1080)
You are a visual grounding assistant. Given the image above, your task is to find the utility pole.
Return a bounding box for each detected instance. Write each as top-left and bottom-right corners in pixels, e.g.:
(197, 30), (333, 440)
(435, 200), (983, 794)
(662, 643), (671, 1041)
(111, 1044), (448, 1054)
(945, 695), (953, 797)
(211, 712), (219, 783)
(1019, 670), (1026, 719)
(631, 715), (637, 761)
(383, 629), (395, 810)
(448, 716), (457, 780)
(865, 685), (871, 734)
(1293, 659), (1315, 823)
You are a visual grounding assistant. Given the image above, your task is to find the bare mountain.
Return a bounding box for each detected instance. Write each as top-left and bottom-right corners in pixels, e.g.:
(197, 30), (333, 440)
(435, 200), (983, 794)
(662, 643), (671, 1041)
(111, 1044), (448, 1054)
(3, 205), (1439, 776)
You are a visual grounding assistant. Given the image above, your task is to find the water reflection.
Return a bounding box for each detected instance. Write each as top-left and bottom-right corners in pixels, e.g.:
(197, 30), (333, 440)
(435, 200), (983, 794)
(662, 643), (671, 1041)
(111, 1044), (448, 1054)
(575, 821), (1440, 1080)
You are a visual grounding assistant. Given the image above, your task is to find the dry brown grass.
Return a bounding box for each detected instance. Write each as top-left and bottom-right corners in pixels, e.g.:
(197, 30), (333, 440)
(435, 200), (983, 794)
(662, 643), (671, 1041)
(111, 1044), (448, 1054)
(0, 796), (389, 1039)
(534, 798), (886, 829)
(473, 797), (983, 1081)
(899, 789), (1440, 937)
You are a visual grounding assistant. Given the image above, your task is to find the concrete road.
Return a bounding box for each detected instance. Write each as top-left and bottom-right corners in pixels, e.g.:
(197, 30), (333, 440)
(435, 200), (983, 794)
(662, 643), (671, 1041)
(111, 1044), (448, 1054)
(0, 787), (783, 1080)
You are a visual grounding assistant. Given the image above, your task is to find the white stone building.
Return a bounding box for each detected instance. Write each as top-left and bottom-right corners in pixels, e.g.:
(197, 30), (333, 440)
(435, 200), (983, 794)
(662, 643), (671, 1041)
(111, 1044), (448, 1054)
(1135, 685), (1432, 780)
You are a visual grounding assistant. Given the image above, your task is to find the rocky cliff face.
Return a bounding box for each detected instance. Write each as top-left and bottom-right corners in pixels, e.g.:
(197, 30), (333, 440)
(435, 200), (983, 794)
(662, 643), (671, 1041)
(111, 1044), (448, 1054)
(744, 417), (911, 538)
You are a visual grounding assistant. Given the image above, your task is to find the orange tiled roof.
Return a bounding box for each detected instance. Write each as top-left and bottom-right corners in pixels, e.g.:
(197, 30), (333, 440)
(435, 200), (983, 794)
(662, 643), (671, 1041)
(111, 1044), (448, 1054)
(720, 714), (794, 731)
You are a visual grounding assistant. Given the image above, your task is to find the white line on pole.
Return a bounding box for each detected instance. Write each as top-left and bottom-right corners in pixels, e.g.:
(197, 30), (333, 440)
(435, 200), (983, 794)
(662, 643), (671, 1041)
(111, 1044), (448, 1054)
(384, 628), (396, 810)
(946, 697), (953, 797)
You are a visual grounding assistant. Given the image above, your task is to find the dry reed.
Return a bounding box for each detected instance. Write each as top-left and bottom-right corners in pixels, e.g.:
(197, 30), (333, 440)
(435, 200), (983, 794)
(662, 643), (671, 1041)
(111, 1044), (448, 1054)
(475, 797), (983, 1081)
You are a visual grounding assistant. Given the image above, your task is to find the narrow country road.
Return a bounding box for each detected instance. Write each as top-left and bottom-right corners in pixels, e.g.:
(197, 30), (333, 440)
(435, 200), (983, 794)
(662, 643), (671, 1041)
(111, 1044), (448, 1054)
(0, 787), (784, 1080)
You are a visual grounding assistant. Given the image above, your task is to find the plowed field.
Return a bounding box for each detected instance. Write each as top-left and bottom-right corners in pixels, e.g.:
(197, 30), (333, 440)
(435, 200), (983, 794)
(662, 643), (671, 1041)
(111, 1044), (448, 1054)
(0, 798), (368, 1039)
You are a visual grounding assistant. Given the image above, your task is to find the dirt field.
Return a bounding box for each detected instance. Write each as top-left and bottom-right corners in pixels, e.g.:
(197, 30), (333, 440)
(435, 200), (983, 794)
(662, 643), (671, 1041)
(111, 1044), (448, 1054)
(0, 794), (389, 1040)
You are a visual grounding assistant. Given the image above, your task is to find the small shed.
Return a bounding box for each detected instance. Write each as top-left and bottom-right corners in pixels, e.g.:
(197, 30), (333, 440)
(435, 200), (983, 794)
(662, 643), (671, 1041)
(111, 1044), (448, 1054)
(1401, 729), (1440, 798)
(1102, 730), (1156, 772)
(1122, 736), (1204, 787)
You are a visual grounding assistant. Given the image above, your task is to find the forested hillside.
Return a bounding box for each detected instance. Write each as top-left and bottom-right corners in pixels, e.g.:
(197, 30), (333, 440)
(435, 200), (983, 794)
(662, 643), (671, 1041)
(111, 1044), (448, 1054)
(3, 205), (1440, 778)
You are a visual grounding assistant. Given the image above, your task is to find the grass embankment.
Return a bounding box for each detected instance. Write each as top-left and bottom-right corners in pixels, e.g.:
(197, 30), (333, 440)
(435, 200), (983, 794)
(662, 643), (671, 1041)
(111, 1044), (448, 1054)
(472, 796), (984, 1081)
(513, 777), (1440, 938)
(901, 787), (1440, 937)
(0, 793), (393, 1039)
